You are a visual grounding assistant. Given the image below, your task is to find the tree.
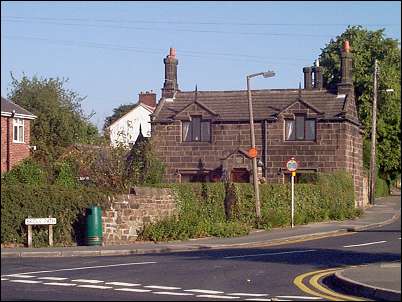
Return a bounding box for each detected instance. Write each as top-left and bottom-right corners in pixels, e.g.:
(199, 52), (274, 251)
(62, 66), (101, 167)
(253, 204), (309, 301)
(319, 26), (401, 182)
(8, 74), (100, 164)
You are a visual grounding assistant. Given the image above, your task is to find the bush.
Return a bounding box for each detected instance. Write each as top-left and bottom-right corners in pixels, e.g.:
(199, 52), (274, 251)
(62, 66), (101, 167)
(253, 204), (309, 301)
(139, 171), (360, 242)
(375, 176), (390, 197)
(1, 184), (112, 247)
(53, 161), (78, 188)
(2, 159), (47, 186)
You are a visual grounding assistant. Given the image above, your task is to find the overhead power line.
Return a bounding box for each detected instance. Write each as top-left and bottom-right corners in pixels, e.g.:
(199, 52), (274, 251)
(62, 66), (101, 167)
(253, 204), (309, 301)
(3, 35), (311, 66)
(2, 15), (400, 27)
(2, 17), (335, 38)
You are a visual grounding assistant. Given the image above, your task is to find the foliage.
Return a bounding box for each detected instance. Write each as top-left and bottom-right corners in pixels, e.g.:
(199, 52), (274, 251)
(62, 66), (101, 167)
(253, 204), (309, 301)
(375, 176), (390, 198)
(1, 184), (112, 247)
(2, 158), (47, 186)
(59, 138), (165, 192)
(7, 74), (101, 164)
(53, 161), (79, 188)
(319, 25), (401, 182)
(139, 171), (361, 242)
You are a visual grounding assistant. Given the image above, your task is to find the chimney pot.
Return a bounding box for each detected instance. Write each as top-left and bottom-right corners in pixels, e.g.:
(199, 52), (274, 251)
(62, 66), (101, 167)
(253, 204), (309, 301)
(344, 40), (350, 53)
(169, 47), (176, 58)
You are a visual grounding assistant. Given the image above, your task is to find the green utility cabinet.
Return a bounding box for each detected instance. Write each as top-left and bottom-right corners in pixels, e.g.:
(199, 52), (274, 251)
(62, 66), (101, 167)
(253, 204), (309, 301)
(85, 205), (103, 246)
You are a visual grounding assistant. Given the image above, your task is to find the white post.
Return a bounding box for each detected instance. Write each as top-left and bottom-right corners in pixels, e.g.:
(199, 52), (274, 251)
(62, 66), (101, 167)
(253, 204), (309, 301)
(291, 172), (295, 228)
(28, 225), (32, 248)
(48, 216), (53, 246)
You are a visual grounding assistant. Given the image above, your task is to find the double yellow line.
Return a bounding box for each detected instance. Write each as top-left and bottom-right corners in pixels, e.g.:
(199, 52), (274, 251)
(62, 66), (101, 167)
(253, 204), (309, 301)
(293, 267), (368, 301)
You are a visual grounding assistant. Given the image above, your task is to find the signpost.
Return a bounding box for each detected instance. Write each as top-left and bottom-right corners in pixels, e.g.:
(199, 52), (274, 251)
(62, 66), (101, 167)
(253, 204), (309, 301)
(25, 217), (57, 247)
(286, 158), (298, 228)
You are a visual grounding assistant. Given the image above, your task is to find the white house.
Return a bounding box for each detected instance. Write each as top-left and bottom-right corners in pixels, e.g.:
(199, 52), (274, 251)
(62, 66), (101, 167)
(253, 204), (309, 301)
(108, 91), (156, 147)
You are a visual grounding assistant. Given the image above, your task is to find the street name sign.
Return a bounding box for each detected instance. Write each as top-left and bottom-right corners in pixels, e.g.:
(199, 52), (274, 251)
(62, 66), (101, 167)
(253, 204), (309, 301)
(25, 218), (57, 225)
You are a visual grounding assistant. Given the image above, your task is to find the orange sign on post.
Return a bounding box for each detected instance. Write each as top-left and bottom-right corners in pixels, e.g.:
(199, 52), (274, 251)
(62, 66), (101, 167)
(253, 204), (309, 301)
(248, 148), (258, 158)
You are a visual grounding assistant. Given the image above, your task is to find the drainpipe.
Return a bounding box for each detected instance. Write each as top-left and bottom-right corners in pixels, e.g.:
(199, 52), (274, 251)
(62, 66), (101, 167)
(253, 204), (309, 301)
(263, 120), (268, 178)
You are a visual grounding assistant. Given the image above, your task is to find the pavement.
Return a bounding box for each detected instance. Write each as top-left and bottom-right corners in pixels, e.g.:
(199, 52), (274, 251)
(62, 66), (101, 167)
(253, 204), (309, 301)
(1, 191), (401, 300)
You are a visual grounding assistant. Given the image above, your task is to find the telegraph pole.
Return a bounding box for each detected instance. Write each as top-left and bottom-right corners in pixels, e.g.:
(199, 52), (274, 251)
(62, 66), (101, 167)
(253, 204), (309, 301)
(369, 59), (378, 205)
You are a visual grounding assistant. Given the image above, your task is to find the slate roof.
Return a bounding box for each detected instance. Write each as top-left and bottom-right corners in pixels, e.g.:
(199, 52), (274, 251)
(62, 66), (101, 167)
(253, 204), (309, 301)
(1, 97), (36, 119)
(152, 88), (349, 123)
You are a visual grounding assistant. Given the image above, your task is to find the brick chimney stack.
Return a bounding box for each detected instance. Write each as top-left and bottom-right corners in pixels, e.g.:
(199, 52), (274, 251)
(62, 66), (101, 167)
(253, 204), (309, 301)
(303, 66), (313, 90)
(312, 59), (323, 89)
(338, 40), (354, 94)
(139, 91), (157, 108)
(162, 47), (179, 98)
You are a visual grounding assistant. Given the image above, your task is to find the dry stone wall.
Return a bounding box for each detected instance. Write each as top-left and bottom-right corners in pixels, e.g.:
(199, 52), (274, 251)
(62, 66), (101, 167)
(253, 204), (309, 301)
(102, 187), (176, 245)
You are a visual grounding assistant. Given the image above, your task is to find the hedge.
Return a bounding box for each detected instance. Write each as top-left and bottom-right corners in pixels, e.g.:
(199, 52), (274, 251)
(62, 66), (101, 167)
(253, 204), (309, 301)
(139, 171), (362, 242)
(1, 184), (112, 247)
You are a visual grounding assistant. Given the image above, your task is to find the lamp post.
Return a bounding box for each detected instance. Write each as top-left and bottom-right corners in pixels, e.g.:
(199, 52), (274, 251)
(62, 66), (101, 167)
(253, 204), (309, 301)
(369, 59), (394, 205)
(246, 71), (275, 221)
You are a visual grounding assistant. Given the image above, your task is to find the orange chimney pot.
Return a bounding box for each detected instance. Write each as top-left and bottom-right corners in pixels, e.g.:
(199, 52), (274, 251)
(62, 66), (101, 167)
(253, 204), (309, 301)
(344, 40), (350, 53)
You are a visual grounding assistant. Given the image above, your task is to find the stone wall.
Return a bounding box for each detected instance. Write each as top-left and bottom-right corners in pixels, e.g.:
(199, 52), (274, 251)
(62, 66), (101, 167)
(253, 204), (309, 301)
(102, 187), (176, 245)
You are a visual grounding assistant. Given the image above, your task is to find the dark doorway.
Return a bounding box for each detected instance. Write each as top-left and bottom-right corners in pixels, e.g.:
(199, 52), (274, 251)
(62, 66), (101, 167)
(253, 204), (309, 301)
(231, 168), (250, 183)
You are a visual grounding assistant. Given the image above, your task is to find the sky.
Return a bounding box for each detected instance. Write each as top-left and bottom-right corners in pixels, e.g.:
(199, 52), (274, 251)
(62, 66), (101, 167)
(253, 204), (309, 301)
(1, 1), (401, 131)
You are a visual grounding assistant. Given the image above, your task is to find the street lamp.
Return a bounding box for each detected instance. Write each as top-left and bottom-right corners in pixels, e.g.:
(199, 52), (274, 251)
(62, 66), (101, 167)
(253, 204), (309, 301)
(369, 59), (394, 205)
(246, 71), (275, 222)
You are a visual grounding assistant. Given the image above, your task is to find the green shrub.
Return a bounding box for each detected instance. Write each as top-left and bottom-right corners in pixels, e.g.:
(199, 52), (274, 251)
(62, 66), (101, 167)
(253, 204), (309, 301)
(2, 159), (47, 186)
(53, 161), (78, 188)
(1, 184), (112, 247)
(375, 176), (390, 197)
(139, 171), (360, 242)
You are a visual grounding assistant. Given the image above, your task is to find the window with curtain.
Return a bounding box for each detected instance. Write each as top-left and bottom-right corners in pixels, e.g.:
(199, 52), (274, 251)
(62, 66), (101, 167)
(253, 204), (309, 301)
(13, 118), (24, 143)
(285, 115), (315, 141)
(182, 116), (211, 142)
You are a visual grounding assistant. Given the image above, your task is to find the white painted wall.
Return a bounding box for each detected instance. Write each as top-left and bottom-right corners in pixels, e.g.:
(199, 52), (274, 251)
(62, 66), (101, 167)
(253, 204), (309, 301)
(109, 104), (153, 147)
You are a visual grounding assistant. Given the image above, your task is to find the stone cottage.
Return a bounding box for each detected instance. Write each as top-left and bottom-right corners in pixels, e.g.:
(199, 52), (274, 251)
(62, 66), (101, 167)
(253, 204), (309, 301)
(151, 43), (365, 206)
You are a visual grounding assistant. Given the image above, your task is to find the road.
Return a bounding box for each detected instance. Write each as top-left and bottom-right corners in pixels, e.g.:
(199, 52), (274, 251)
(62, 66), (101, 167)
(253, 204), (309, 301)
(1, 217), (400, 301)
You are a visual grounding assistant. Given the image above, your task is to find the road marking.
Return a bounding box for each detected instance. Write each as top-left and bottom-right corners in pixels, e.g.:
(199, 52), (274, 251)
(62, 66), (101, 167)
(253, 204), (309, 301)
(114, 288), (152, 292)
(5, 274), (36, 278)
(153, 292), (194, 296)
(196, 295), (240, 299)
(105, 282), (141, 286)
(293, 268), (343, 301)
(9, 280), (43, 284)
(13, 261), (157, 275)
(275, 296), (323, 299)
(42, 282), (77, 286)
(244, 299), (271, 301)
(38, 277), (68, 281)
(184, 289), (225, 294)
(145, 285), (182, 290)
(224, 249), (317, 259)
(1, 278), (9, 281)
(293, 267), (365, 301)
(398, 237), (401, 240)
(77, 285), (113, 289)
(228, 293), (268, 297)
(343, 240), (387, 248)
(71, 279), (104, 283)
(309, 270), (364, 301)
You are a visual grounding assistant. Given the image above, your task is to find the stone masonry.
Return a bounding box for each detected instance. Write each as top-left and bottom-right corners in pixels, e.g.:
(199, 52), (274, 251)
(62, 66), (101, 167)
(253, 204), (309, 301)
(102, 187), (176, 245)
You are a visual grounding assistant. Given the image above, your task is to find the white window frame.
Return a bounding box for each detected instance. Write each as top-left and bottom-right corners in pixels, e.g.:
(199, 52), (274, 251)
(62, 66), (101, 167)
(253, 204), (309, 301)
(13, 118), (25, 143)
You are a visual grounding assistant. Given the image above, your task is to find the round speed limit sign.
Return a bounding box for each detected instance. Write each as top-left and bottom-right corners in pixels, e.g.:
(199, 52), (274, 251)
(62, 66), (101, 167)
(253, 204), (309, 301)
(286, 157), (298, 172)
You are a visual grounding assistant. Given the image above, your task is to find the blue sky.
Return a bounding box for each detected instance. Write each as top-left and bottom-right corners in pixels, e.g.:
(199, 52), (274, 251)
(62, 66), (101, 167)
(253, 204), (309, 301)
(1, 1), (400, 131)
